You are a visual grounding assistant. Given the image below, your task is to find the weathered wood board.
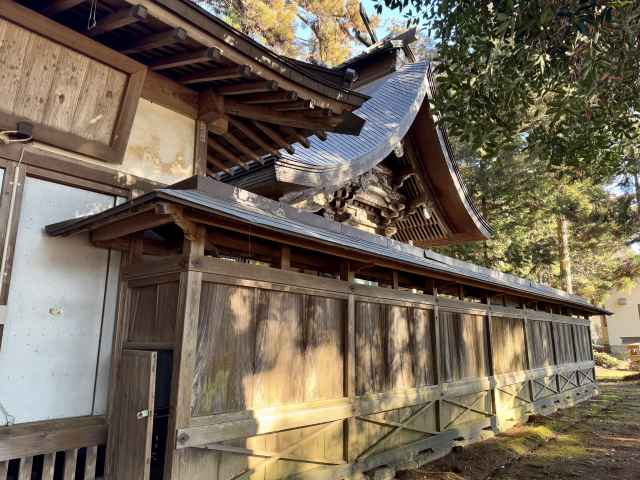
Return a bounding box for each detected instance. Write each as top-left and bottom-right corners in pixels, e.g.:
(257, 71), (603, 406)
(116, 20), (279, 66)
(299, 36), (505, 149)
(0, 19), (127, 145)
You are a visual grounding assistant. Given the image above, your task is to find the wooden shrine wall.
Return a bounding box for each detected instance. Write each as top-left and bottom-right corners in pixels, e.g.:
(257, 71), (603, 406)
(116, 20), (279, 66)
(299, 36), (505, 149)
(158, 257), (599, 480)
(0, 16), (145, 162)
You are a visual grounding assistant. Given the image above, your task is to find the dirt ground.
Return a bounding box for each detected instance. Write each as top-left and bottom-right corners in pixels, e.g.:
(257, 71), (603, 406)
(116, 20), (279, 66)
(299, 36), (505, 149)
(398, 372), (640, 480)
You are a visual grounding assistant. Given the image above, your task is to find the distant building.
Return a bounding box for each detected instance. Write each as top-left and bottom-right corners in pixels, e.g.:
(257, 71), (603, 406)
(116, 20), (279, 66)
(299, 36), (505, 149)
(599, 283), (640, 356)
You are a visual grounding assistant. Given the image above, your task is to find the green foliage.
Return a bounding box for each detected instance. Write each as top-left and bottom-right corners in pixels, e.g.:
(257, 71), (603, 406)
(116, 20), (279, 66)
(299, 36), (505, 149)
(437, 143), (640, 302)
(594, 351), (620, 369)
(195, 0), (379, 65)
(375, 0), (640, 180)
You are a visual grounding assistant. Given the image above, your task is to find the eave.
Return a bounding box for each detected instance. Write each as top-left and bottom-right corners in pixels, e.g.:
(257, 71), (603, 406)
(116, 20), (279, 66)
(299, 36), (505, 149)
(8, 0), (368, 170)
(45, 175), (607, 315)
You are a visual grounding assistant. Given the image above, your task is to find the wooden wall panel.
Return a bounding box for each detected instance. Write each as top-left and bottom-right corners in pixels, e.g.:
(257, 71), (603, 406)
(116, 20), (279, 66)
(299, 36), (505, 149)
(492, 316), (527, 375)
(0, 19), (127, 144)
(554, 323), (576, 365)
(355, 302), (435, 395)
(439, 311), (489, 382)
(527, 320), (554, 368)
(126, 280), (179, 346)
(574, 325), (592, 362)
(192, 283), (345, 416)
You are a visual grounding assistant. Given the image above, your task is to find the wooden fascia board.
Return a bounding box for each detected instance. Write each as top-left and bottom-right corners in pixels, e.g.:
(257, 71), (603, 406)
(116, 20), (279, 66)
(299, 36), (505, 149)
(0, 0), (144, 74)
(90, 209), (173, 242)
(125, 0), (366, 113)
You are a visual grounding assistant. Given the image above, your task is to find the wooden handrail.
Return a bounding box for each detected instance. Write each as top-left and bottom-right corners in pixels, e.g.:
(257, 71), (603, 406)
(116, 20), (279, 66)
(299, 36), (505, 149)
(0, 415), (107, 461)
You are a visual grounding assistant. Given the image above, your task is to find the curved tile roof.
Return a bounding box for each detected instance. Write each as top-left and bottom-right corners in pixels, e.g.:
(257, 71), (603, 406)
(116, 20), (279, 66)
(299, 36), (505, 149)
(275, 62), (430, 188)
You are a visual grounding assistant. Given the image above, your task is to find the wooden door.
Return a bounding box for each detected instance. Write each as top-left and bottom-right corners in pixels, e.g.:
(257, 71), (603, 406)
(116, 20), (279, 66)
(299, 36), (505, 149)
(107, 350), (157, 480)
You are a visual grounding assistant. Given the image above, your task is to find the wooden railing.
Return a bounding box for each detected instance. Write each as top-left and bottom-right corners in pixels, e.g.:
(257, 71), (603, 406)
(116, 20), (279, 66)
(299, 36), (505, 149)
(0, 416), (106, 479)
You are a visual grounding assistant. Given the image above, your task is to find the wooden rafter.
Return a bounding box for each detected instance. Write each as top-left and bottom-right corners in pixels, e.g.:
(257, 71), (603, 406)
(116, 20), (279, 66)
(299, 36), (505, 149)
(282, 127), (311, 148)
(228, 117), (280, 158)
(87, 4), (148, 37)
(274, 100), (314, 111)
(221, 131), (263, 163)
(226, 100), (336, 131)
(180, 65), (251, 85)
(207, 154), (230, 174)
(253, 121), (294, 154)
(148, 47), (222, 71)
(217, 80), (278, 96)
(121, 28), (187, 54)
(208, 138), (248, 170)
(42, 0), (86, 16)
(315, 130), (328, 141)
(240, 91), (298, 104)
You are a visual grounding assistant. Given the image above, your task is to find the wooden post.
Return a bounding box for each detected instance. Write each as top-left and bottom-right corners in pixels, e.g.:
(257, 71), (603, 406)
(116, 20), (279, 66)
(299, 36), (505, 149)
(340, 261), (357, 463)
(165, 225), (205, 480)
(484, 295), (498, 429)
(432, 281), (443, 432)
(392, 270), (399, 290)
(193, 120), (208, 176)
(522, 304), (535, 403)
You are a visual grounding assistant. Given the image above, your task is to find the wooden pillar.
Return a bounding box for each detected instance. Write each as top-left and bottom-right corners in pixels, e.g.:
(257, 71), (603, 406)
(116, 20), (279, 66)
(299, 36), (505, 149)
(432, 281), (443, 432)
(391, 270), (399, 290)
(272, 245), (291, 270)
(340, 261), (357, 463)
(522, 304), (535, 403)
(165, 226), (206, 480)
(484, 296), (498, 429)
(193, 120), (208, 176)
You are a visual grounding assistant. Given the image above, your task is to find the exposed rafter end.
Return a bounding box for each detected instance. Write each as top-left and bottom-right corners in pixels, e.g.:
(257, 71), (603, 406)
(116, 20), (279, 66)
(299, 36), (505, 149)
(86, 4), (148, 37)
(121, 28), (187, 54)
(149, 47), (222, 71)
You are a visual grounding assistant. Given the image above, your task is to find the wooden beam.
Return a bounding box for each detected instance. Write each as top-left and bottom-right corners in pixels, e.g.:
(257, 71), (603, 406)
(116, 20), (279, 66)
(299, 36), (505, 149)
(274, 100), (314, 111)
(121, 28), (187, 54)
(221, 131), (262, 163)
(148, 47), (222, 71)
(87, 5), (148, 37)
(91, 211), (173, 242)
(42, 0), (86, 16)
(282, 127), (311, 148)
(217, 80), (278, 96)
(207, 138), (248, 170)
(226, 100), (336, 132)
(253, 121), (294, 154)
(240, 91), (298, 104)
(228, 117), (280, 157)
(207, 155), (230, 174)
(180, 65), (251, 85)
(142, 71), (198, 118)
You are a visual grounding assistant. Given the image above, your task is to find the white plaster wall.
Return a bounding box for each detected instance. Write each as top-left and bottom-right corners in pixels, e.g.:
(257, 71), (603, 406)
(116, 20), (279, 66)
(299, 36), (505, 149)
(122, 98), (194, 184)
(602, 283), (640, 352)
(0, 177), (119, 424)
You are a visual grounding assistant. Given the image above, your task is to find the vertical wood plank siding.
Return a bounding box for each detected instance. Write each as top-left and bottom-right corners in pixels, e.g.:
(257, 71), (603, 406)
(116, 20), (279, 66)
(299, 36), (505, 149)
(527, 320), (555, 368)
(119, 259), (596, 480)
(192, 283), (346, 416)
(491, 317), (527, 374)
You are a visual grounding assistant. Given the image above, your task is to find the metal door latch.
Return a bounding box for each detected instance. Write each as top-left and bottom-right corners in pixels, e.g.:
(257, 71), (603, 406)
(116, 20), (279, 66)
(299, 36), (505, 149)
(136, 409), (150, 420)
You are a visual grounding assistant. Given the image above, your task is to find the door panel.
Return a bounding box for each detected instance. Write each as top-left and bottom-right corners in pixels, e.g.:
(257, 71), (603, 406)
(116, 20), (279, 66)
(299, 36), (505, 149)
(107, 349), (157, 480)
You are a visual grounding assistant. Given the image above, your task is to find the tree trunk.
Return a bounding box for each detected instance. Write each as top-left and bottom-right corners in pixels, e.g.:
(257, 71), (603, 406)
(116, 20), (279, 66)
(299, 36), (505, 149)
(557, 215), (573, 294)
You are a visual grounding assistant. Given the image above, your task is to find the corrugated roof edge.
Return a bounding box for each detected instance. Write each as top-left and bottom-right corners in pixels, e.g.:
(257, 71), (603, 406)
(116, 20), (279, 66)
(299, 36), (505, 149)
(46, 176), (608, 315)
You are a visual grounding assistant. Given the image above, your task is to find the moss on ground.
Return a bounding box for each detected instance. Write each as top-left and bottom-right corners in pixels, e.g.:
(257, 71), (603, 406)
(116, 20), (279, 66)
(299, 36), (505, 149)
(398, 379), (640, 480)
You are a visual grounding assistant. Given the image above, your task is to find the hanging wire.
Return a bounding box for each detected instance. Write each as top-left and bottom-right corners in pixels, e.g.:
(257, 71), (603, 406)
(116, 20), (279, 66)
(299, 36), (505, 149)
(87, 0), (98, 31)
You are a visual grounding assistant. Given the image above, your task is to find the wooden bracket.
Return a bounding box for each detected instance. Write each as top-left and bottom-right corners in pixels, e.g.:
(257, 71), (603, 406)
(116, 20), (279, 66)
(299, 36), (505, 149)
(199, 90), (228, 134)
(155, 203), (201, 241)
